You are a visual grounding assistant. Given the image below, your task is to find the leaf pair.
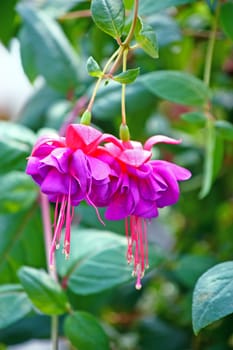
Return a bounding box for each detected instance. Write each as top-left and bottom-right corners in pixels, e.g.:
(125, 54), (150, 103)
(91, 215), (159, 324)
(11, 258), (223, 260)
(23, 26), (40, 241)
(0, 268), (109, 350)
(91, 0), (158, 58)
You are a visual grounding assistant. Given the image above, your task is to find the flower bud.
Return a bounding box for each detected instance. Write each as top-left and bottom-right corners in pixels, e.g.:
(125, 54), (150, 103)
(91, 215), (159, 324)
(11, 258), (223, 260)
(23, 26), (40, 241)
(80, 110), (92, 125)
(119, 123), (130, 141)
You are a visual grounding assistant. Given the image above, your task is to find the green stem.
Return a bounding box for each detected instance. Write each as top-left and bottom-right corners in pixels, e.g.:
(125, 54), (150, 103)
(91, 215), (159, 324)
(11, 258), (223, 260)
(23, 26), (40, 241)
(87, 48), (121, 112)
(121, 49), (128, 125)
(200, 2), (220, 198)
(203, 1), (220, 87)
(123, 0), (139, 46)
(51, 315), (59, 350)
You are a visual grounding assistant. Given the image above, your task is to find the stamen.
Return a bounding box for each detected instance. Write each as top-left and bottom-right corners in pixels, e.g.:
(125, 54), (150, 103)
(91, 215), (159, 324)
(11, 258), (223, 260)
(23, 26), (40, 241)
(86, 193), (105, 226)
(49, 195), (67, 266)
(135, 265), (142, 290)
(63, 179), (72, 259)
(126, 215), (149, 289)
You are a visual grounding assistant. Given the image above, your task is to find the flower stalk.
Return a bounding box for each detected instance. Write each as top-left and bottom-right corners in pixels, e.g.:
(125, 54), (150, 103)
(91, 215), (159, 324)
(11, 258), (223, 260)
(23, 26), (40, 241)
(40, 193), (59, 350)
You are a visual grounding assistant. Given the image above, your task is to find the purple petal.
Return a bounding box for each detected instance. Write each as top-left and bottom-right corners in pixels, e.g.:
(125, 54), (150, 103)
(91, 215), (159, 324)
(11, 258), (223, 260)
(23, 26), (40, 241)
(26, 157), (49, 186)
(153, 166), (180, 207)
(151, 160), (191, 181)
(70, 149), (91, 192)
(87, 156), (110, 180)
(134, 198), (159, 218)
(32, 137), (65, 157)
(42, 148), (71, 173)
(105, 176), (139, 220)
(41, 169), (70, 195)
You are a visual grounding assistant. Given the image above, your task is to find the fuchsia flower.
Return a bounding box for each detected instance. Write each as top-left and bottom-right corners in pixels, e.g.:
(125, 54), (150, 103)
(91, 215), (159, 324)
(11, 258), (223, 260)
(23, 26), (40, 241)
(26, 124), (111, 265)
(26, 123), (191, 289)
(96, 135), (191, 289)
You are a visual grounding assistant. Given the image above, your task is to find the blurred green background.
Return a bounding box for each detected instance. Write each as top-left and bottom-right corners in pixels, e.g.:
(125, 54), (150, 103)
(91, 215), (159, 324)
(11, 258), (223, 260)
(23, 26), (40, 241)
(0, 0), (233, 349)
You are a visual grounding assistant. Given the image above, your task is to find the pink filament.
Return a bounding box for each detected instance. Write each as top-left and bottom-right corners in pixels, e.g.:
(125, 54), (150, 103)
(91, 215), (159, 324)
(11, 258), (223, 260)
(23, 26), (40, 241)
(125, 215), (149, 289)
(49, 180), (74, 266)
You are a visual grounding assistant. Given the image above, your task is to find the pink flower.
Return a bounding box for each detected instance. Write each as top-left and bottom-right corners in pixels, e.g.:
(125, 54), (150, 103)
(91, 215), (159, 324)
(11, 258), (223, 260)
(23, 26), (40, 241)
(26, 124), (111, 265)
(98, 135), (191, 289)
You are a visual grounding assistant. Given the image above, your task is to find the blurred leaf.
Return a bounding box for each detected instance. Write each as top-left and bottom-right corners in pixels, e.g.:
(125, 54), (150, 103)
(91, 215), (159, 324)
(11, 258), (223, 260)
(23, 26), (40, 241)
(0, 172), (37, 213)
(18, 267), (69, 315)
(139, 0), (196, 15)
(123, 0), (134, 9)
(147, 14), (181, 47)
(17, 5), (80, 92)
(0, 0), (17, 44)
(192, 261), (233, 334)
(86, 56), (103, 78)
(0, 315), (51, 345)
(199, 123), (224, 198)
(0, 285), (32, 329)
(92, 78), (155, 120)
(0, 207), (46, 284)
(64, 311), (110, 350)
(113, 67), (140, 84)
(214, 120), (233, 141)
(212, 135), (224, 180)
(0, 122), (35, 174)
(181, 111), (206, 127)
(205, 0), (218, 12)
(37, 0), (87, 18)
(91, 0), (125, 39)
(19, 85), (64, 130)
(19, 27), (40, 82)
(174, 255), (216, 288)
(141, 71), (209, 106)
(220, 2), (233, 41)
(139, 316), (189, 350)
(57, 229), (132, 295)
(135, 17), (159, 58)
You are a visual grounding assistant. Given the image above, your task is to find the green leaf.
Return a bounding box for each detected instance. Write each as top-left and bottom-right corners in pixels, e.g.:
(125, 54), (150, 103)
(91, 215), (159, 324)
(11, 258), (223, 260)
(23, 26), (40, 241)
(113, 67), (140, 84)
(123, 0), (134, 9)
(174, 255), (216, 288)
(18, 267), (69, 315)
(0, 206), (46, 284)
(141, 71), (210, 106)
(0, 172), (38, 214)
(0, 0), (17, 45)
(86, 56), (103, 78)
(181, 111), (206, 127)
(0, 285), (32, 329)
(91, 0), (125, 39)
(17, 5), (80, 92)
(192, 261), (233, 334)
(0, 122), (35, 174)
(135, 17), (159, 58)
(36, 0), (87, 18)
(199, 123), (224, 198)
(57, 229), (132, 295)
(19, 26), (40, 82)
(214, 120), (233, 141)
(19, 85), (64, 130)
(220, 2), (233, 41)
(139, 0), (196, 15)
(64, 311), (110, 350)
(139, 317), (188, 350)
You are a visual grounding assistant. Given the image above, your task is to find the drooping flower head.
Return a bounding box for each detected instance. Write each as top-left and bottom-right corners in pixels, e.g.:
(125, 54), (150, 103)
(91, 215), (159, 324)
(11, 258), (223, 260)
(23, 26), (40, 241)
(96, 134), (191, 289)
(26, 124), (111, 265)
